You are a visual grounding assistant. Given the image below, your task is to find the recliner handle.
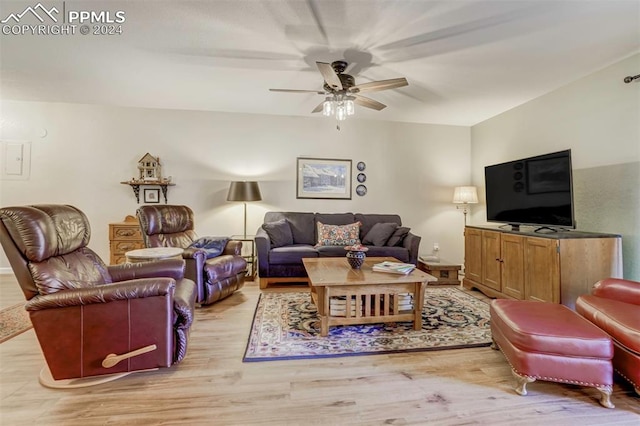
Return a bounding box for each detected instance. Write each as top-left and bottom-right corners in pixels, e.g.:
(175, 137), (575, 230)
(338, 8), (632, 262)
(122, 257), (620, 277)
(102, 344), (157, 368)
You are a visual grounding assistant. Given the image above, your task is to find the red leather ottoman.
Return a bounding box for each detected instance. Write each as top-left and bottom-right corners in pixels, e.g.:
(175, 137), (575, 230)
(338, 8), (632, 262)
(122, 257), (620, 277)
(490, 299), (615, 408)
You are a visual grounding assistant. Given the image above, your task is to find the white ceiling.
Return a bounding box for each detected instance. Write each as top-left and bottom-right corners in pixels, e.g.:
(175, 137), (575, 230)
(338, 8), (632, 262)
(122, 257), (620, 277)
(1, 0), (639, 126)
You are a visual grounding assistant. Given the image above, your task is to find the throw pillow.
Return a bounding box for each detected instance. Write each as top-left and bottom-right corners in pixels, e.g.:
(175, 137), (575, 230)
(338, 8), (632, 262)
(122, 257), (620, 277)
(386, 227), (411, 246)
(188, 236), (229, 258)
(316, 221), (361, 247)
(263, 219), (294, 248)
(362, 222), (398, 246)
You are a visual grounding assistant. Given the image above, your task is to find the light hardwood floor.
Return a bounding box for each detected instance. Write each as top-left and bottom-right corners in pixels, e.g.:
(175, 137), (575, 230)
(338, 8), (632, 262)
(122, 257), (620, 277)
(1, 274), (638, 425)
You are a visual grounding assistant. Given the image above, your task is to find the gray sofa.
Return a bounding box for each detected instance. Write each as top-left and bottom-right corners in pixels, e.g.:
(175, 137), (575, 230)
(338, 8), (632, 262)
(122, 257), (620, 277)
(256, 212), (421, 289)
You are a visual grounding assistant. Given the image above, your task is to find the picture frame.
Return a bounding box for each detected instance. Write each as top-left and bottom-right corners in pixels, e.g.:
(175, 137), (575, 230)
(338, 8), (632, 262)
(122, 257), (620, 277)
(143, 188), (160, 204)
(296, 157), (352, 199)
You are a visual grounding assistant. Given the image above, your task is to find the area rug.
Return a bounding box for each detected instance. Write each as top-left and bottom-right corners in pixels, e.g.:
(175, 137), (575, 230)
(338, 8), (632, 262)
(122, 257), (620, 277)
(243, 287), (491, 362)
(0, 303), (31, 343)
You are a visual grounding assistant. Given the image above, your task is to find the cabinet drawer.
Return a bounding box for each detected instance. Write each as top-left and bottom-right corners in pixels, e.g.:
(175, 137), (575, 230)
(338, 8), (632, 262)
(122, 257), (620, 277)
(111, 254), (128, 265)
(110, 225), (142, 240)
(111, 240), (144, 254)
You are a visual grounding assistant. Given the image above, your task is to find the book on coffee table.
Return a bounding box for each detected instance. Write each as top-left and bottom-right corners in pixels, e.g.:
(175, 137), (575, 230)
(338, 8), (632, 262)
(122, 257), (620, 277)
(372, 261), (416, 275)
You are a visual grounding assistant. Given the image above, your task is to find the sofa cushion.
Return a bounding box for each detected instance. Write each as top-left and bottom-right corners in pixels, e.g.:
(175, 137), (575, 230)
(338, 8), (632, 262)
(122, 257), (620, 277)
(269, 244), (319, 265)
(315, 213), (356, 225)
(355, 213), (401, 240)
(386, 226), (411, 246)
(316, 246), (349, 257)
(264, 212), (316, 245)
(362, 222), (398, 246)
(316, 221), (361, 247)
(262, 219), (293, 248)
(315, 213), (356, 243)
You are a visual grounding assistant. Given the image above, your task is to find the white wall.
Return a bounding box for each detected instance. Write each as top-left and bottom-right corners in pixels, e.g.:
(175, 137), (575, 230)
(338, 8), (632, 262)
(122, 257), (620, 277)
(470, 53), (640, 280)
(0, 101), (471, 269)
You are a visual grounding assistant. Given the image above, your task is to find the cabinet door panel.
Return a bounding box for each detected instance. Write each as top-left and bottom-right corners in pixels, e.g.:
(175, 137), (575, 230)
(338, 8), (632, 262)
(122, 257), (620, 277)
(501, 234), (525, 299)
(482, 231), (501, 291)
(464, 228), (482, 283)
(525, 237), (559, 303)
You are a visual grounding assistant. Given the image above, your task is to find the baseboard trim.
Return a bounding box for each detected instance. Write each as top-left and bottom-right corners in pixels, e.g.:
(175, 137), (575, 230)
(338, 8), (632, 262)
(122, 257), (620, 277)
(0, 267), (14, 275)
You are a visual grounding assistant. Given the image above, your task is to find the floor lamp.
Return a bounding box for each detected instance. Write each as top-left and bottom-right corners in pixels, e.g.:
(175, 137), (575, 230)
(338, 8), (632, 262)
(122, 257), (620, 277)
(452, 186), (478, 226)
(227, 181), (262, 238)
(453, 186), (478, 279)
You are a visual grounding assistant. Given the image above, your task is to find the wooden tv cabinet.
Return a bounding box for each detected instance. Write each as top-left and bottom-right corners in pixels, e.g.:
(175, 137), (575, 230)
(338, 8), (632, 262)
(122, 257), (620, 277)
(463, 225), (622, 309)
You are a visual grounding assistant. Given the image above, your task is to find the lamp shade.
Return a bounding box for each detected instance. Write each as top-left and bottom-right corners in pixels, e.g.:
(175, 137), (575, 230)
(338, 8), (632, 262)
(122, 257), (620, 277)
(453, 186), (478, 204)
(227, 181), (262, 202)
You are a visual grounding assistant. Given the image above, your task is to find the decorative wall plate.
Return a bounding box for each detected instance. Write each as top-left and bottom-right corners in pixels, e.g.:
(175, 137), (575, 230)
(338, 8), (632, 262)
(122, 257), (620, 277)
(356, 184), (367, 196)
(356, 161), (366, 171)
(357, 173), (366, 183)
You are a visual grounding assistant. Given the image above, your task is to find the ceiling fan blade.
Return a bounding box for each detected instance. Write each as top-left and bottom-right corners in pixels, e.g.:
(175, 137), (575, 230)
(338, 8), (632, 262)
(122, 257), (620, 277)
(353, 94), (386, 111)
(269, 88), (325, 94)
(311, 102), (324, 113)
(350, 78), (408, 93)
(316, 62), (343, 90)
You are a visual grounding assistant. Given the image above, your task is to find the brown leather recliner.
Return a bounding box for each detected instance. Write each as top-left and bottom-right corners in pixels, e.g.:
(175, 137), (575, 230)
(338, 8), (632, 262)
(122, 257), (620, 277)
(0, 204), (197, 387)
(576, 278), (640, 395)
(136, 205), (246, 305)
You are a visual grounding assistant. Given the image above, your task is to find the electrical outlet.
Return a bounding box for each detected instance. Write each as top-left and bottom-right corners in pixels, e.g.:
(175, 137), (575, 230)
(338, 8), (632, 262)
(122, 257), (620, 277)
(433, 243), (439, 251)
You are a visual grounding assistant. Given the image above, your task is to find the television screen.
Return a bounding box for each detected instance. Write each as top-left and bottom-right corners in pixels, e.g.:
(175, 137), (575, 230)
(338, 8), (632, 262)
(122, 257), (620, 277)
(485, 150), (575, 229)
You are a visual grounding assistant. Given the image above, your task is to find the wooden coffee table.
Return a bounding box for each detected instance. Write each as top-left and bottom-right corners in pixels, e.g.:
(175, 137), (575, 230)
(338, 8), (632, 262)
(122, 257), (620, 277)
(303, 257), (437, 336)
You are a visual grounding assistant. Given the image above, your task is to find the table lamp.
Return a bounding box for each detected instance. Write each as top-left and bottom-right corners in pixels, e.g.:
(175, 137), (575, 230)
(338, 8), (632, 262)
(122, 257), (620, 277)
(227, 181), (262, 238)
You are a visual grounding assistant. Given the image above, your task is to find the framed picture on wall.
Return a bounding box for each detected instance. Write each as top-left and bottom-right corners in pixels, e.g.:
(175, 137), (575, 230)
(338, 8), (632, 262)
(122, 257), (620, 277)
(296, 157), (352, 199)
(143, 188), (160, 204)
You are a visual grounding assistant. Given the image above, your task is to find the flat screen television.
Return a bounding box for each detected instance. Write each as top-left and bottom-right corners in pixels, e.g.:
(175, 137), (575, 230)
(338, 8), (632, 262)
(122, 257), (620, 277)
(484, 150), (575, 230)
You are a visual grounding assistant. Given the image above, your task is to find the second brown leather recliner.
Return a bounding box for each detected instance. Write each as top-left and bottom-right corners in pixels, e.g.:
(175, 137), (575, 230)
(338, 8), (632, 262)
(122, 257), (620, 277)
(137, 205), (246, 305)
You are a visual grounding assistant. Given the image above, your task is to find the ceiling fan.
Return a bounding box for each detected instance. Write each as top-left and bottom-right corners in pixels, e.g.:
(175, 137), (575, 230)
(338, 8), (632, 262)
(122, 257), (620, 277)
(269, 60), (408, 119)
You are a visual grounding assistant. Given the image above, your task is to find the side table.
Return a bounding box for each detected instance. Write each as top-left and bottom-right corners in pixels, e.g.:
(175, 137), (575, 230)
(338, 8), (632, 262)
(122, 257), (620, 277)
(125, 247), (184, 263)
(417, 259), (461, 285)
(230, 235), (256, 280)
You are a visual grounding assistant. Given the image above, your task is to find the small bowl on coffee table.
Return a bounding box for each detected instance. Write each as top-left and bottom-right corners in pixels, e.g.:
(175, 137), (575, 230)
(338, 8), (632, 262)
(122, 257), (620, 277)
(344, 244), (369, 269)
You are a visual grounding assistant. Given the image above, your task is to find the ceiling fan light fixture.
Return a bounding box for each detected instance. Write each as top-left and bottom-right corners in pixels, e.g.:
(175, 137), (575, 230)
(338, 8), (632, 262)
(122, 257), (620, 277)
(322, 98), (334, 116)
(269, 60), (407, 129)
(345, 97), (355, 116)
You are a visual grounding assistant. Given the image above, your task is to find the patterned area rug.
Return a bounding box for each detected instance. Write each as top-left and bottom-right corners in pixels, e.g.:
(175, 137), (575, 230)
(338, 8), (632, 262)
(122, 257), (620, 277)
(244, 287), (491, 362)
(0, 303), (31, 343)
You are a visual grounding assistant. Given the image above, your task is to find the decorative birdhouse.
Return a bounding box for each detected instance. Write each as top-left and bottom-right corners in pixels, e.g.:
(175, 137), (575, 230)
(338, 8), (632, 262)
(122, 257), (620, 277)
(138, 153), (161, 181)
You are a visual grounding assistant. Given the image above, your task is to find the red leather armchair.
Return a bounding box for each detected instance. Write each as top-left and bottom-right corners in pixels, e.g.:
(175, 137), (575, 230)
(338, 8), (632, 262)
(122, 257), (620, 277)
(0, 205), (197, 388)
(576, 278), (640, 395)
(136, 205), (246, 305)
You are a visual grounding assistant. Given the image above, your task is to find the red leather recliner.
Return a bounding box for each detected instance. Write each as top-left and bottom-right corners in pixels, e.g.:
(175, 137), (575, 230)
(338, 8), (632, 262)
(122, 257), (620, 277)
(0, 205), (197, 388)
(137, 205), (246, 305)
(576, 278), (640, 396)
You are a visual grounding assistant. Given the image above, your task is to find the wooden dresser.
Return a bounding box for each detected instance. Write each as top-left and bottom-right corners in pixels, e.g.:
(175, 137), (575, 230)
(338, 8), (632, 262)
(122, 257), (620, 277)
(109, 215), (144, 264)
